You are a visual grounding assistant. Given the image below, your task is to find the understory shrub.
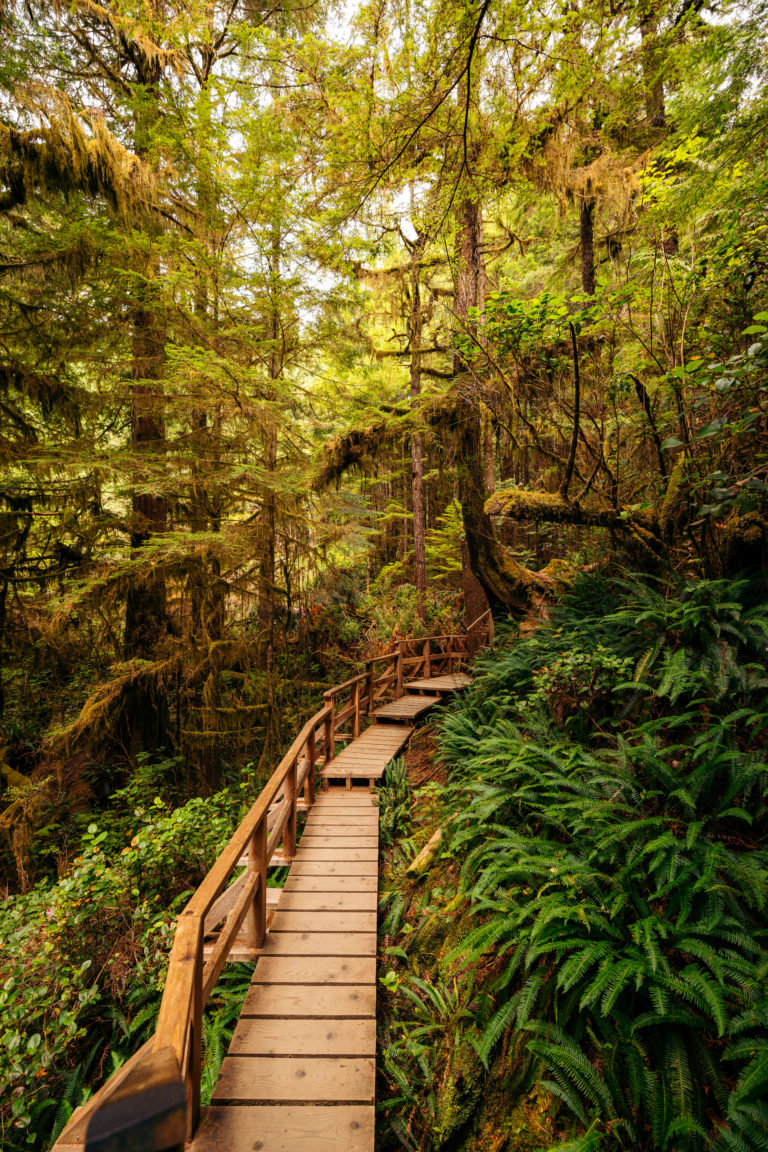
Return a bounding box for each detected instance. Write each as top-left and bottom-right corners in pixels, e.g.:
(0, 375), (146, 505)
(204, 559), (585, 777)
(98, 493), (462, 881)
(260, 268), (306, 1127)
(0, 776), (249, 1150)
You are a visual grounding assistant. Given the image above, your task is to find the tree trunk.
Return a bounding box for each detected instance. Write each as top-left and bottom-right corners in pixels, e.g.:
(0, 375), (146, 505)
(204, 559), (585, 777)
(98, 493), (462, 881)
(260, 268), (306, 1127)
(409, 233), (427, 620)
(124, 297), (170, 752)
(640, 13), (666, 127)
(580, 197), (596, 296)
(453, 192), (532, 614)
(256, 219), (282, 765)
(123, 55), (169, 753)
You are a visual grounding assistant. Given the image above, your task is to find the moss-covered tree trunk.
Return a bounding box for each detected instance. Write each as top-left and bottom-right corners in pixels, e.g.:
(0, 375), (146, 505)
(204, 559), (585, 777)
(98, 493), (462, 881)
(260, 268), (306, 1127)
(453, 192), (533, 615)
(409, 232), (428, 619)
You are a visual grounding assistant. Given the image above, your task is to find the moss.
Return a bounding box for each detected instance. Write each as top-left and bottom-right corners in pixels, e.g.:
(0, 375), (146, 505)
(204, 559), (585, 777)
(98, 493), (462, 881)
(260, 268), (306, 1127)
(502, 1087), (559, 1151)
(409, 909), (446, 966)
(433, 1038), (485, 1148)
(722, 509), (768, 574)
(485, 487), (660, 537)
(659, 458), (688, 535)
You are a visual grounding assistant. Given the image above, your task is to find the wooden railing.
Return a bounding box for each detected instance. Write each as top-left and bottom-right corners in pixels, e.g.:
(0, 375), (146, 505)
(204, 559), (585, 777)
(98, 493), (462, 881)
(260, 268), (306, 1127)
(55, 610), (493, 1152)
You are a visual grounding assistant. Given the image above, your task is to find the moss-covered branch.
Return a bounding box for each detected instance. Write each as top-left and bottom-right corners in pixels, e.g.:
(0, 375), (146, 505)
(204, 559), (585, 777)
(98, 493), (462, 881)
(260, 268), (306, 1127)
(312, 408), (410, 490)
(485, 488), (660, 536)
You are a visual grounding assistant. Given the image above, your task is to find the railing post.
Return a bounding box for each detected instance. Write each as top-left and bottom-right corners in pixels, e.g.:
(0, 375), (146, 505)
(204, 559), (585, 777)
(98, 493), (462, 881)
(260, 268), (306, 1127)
(352, 679), (361, 737)
(188, 929), (203, 1140)
(366, 660), (373, 715)
(324, 696), (335, 763)
(447, 636), (454, 674)
(487, 611), (495, 645)
(244, 819), (267, 951)
(305, 727), (316, 806)
(396, 642), (403, 698)
(424, 638), (431, 679)
(284, 758), (297, 859)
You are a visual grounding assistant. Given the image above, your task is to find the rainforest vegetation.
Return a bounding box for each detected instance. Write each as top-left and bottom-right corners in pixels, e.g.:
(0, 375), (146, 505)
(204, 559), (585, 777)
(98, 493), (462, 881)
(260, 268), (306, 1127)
(1, 0), (767, 1146)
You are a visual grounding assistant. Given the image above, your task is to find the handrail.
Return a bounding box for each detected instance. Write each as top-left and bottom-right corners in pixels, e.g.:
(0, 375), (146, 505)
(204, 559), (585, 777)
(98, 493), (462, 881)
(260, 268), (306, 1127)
(54, 616), (493, 1151)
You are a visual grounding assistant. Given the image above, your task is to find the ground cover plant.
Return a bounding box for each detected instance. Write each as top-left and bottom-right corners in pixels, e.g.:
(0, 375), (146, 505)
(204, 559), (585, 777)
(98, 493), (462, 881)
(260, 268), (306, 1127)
(378, 573), (768, 1152)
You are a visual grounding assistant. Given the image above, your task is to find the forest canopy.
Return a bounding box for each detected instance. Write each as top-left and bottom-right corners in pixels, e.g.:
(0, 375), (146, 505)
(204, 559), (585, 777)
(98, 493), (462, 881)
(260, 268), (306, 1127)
(1, 0), (768, 1146)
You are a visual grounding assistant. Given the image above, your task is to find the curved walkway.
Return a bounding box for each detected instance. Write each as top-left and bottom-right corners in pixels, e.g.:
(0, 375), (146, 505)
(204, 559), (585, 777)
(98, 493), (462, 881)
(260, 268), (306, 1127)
(53, 625), (489, 1152)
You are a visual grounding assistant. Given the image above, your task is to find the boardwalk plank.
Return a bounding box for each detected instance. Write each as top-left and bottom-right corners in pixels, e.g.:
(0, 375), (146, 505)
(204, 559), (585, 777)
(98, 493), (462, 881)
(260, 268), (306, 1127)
(193, 1105), (373, 1151)
(373, 696), (436, 721)
(212, 1056), (375, 1102)
(405, 673), (472, 693)
(302, 820), (379, 831)
(312, 793), (378, 804)
(270, 909), (377, 932)
(277, 891), (377, 912)
(282, 874), (378, 892)
(288, 860), (377, 876)
(293, 847), (378, 862)
(299, 836), (379, 848)
(241, 983), (375, 1017)
(229, 1017), (376, 1056)
(251, 955), (376, 984)
(262, 931), (376, 957)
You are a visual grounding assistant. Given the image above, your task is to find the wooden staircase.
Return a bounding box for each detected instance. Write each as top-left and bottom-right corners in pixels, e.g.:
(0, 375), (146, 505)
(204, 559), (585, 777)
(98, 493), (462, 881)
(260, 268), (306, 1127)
(53, 614), (492, 1152)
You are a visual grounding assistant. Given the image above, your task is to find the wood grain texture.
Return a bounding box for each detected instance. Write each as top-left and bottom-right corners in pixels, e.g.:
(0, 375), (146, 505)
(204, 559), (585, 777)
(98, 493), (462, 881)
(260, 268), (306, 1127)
(302, 821), (379, 832)
(312, 792), (378, 803)
(262, 930), (376, 957)
(298, 836), (379, 848)
(251, 955), (376, 984)
(282, 874), (378, 892)
(191, 1105), (373, 1152)
(288, 860), (378, 876)
(373, 696), (436, 720)
(229, 1017), (376, 1056)
(270, 909), (377, 932)
(405, 674), (471, 692)
(276, 891), (378, 911)
(292, 848), (379, 862)
(212, 1057), (375, 1102)
(241, 983), (376, 1017)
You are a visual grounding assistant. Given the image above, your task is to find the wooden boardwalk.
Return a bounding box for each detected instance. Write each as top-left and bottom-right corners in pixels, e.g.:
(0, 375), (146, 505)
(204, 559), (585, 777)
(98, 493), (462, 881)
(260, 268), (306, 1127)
(320, 723), (411, 783)
(192, 791), (379, 1152)
(52, 617), (492, 1152)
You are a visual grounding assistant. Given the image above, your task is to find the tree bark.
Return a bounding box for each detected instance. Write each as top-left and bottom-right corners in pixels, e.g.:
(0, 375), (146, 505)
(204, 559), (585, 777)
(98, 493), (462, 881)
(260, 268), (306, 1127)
(408, 233), (428, 619)
(123, 53), (169, 753)
(580, 197), (596, 296)
(452, 192), (535, 614)
(640, 11), (666, 127)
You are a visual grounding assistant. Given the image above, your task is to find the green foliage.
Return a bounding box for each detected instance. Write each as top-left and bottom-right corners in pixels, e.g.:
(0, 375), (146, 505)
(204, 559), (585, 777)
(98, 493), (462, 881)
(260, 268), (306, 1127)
(377, 757), (413, 850)
(382, 573), (768, 1152)
(425, 500), (464, 584)
(518, 645), (634, 732)
(0, 780), (247, 1150)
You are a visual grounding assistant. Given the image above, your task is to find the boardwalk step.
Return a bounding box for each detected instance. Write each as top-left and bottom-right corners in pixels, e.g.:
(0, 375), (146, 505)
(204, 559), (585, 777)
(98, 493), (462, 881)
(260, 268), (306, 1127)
(320, 722), (410, 780)
(404, 673), (472, 694)
(192, 1105), (373, 1151)
(241, 982), (376, 1017)
(372, 695), (436, 723)
(270, 909), (377, 932)
(212, 1056), (375, 1102)
(229, 1016), (376, 1056)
